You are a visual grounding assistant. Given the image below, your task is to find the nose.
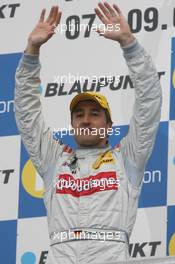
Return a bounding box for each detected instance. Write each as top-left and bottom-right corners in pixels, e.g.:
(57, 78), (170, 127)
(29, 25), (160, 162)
(81, 114), (91, 126)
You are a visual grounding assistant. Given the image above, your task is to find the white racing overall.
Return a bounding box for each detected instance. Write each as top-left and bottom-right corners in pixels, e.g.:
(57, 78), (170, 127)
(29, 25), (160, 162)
(14, 39), (162, 263)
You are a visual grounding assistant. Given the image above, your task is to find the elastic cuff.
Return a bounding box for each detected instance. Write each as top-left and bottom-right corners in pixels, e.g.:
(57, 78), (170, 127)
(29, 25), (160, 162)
(22, 53), (40, 65)
(122, 39), (144, 60)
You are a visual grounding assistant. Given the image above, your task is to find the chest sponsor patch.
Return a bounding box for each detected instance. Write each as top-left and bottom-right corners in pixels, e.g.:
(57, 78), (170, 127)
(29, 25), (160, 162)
(92, 151), (115, 170)
(55, 171), (119, 197)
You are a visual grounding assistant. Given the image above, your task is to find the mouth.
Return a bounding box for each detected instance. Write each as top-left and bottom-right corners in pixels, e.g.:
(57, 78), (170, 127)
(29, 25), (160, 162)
(78, 127), (94, 135)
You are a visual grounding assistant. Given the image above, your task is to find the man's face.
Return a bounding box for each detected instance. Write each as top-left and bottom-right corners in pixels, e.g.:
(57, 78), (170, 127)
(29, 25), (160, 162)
(71, 100), (112, 147)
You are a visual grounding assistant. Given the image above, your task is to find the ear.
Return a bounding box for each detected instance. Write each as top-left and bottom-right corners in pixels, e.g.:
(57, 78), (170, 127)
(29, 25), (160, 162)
(71, 116), (75, 128)
(107, 121), (113, 129)
(70, 112), (73, 127)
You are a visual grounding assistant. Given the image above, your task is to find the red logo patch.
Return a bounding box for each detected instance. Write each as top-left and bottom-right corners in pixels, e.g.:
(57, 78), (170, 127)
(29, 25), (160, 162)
(55, 172), (119, 197)
(63, 145), (72, 153)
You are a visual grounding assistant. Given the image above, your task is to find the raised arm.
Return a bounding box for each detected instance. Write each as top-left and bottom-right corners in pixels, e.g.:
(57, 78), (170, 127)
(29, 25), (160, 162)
(120, 39), (162, 187)
(95, 2), (162, 187)
(14, 7), (64, 186)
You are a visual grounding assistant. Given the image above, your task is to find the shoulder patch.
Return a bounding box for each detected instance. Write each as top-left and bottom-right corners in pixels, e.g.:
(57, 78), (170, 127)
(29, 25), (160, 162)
(63, 145), (73, 153)
(114, 143), (120, 152)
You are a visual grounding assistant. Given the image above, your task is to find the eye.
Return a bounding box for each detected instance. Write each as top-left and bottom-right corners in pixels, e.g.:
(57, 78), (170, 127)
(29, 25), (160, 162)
(76, 113), (83, 118)
(91, 111), (99, 116)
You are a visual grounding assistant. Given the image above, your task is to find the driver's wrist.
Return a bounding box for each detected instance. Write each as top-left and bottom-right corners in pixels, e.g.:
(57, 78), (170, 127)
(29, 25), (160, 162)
(119, 34), (135, 47)
(25, 42), (41, 55)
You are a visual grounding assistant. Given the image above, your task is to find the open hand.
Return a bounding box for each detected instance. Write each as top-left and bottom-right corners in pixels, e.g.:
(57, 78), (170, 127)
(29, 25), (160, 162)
(95, 2), (134, 46)
(26, 6), (62, 53)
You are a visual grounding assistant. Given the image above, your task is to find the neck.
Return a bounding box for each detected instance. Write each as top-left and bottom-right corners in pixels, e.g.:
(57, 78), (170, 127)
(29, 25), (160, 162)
(77, 142), (109, 149)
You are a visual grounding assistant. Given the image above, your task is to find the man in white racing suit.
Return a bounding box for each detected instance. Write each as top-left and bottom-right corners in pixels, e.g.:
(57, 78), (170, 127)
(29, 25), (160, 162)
(14, 3), (162, 263)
